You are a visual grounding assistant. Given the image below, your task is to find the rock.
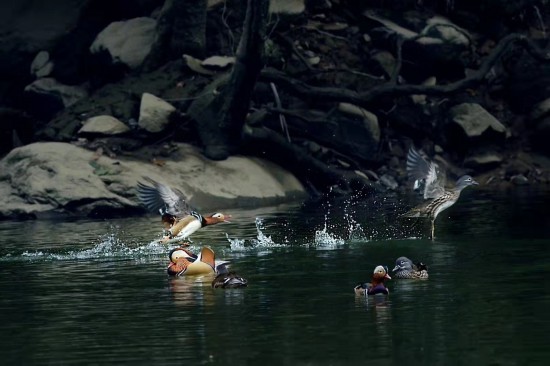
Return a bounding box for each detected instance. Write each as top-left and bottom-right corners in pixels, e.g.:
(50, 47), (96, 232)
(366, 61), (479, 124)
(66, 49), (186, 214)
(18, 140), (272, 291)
(379, 174), (398, 190)
(530, 97), (550, 121)
(269, 0), (305, 15)
(370, 50), (396, 78)
(90, 17), (156, 69)
(505, 158), (531, 178)
(30, 51), (54, 78)
(411, 76), (436, 104)
(337, 103), (380, 141)
(365, 11), (468, 82)
(201, 56), (236, 70)
(510, 174), (529, 185)
(447, 103), (507, 138)
(24, 78), (88, 108)
(464, 152), (503, 169)
(138, 93), (176, 133)
(78, 115), (131, 136)
(0, 142), (307, 219)
(423, 16), (471, 48)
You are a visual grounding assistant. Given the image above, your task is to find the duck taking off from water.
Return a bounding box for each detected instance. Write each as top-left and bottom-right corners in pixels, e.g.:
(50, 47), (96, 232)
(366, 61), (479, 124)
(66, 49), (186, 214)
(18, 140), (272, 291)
(402, 146), (478, 239)
(354, 265), (391, 296)
(392, 257), (429, 279)
(137, 177), (230, 243)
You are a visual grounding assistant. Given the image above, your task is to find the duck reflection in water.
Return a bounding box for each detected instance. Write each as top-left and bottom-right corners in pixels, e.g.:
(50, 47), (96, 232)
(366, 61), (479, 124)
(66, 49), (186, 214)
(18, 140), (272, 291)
(169, 276), (216, 307)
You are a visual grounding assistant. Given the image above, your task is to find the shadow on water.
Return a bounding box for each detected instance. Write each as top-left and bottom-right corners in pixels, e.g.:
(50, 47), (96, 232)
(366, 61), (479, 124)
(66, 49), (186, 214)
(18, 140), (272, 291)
(1, 187), (550, 365)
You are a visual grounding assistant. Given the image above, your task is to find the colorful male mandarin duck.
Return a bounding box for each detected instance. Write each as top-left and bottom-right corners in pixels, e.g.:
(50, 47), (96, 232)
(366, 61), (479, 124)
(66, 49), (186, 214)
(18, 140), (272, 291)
(137, 177), (230, 244)
(354, 265), (391, 296)
(402, 146), (478, 239)
(167, 246), (229, 276)
(392, 257), (429, 279)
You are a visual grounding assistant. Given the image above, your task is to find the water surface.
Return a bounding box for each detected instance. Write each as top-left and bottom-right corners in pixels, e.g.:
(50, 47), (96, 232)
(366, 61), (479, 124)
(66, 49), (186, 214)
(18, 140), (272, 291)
(1, 188), (549, 365)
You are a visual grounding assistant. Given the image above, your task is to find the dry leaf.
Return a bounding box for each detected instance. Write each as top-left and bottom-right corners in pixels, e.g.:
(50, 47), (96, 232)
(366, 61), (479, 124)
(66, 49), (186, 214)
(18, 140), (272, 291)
(183, 54), (215, 75)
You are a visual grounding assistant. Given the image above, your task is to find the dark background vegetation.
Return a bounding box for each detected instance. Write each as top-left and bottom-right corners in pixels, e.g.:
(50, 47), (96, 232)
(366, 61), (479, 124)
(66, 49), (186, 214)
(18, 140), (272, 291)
(1, 0), (549, 198)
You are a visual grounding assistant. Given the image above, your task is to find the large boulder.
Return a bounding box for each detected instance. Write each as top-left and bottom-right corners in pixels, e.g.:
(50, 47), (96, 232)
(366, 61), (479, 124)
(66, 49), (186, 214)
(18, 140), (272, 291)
(0, 142), (307, 219)
(444, 103), (508, 154)
(448, 103), (507, 138)
(90, 17), (157, 70)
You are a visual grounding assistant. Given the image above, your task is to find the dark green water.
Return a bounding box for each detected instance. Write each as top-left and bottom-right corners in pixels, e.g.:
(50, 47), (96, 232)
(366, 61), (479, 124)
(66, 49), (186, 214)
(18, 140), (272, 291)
(1, 188), (549, 365)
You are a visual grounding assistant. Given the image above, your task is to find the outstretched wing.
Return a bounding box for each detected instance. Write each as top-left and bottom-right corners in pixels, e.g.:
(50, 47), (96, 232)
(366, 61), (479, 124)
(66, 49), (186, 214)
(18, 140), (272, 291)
(406, 146), (445, 199)
(136, 177), (195, 217)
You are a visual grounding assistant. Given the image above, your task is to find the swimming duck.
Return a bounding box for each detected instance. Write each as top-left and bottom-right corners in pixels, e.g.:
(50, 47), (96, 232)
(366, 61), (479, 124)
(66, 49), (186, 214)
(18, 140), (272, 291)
(354, 265), (391, 296)
(392, 257), (429, 279)
(402, 146), (478, 239)
(211, 265), (248, 289)
(167, 246), (229, 276)
(137, 177), (230, 243)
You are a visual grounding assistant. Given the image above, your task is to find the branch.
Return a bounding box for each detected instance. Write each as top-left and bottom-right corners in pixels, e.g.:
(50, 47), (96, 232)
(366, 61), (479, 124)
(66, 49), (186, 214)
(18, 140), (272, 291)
(243, 125), (374, 193)
(260, 34), (550, 108)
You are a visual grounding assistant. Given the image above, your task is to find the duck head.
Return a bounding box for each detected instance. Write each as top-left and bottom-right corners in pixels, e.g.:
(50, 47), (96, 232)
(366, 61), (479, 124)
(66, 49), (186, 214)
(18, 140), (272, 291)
(373, 265), (391, 281)
(169, 247), (196, 263)
(393, 257), (414, 272)
(204, 213), (231, 225)
(455, 175), (479, 190)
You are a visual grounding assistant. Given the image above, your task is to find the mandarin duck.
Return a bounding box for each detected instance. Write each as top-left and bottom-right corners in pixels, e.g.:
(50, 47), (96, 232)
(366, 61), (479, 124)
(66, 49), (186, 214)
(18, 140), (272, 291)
(211, 265), (248, 289)
(354, 265), (391, 296)
(392, 256), (429, 279)
(137, 177), (230, 244)
(167, 246), (230, 276)
(402, 146), (478, 239)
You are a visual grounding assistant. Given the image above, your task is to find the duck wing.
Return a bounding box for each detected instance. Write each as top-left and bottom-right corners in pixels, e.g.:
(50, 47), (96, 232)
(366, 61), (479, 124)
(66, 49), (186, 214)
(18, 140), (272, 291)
(406, 147), (446, 199)
(137, 177), (196, 217)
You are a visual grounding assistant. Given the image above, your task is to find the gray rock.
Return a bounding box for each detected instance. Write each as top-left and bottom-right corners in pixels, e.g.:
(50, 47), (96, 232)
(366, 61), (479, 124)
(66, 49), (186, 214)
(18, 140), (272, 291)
(464, 152), (503, 169)
(78, 115), (131, 135)
(379, 174), (398, 190)
(337, 103), (380, 143)
(530, 97), (550, 121)
(423, 17), (471, 47)
(90, 17), (156, 69)
(138, 93), (176, 133)
(0, 142), (306, 219)
(370, 51), (396, 78)
(269, 0), (305, 14)
(24, 78), (88, 108)
(448, 103), (507, 137)
(30, 51), (54, 78)
(510, 174), (529, 185)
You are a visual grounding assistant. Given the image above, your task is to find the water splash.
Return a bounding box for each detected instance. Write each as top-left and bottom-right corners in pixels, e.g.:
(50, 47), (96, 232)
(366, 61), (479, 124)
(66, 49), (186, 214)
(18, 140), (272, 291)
(314, 224), (344, 248)
(3, 227), (169, 262)
(226, 217), (285, 251)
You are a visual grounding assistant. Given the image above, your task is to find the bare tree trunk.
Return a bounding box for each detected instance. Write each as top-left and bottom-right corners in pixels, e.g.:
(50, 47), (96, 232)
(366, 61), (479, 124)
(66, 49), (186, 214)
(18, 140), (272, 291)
(193, 0), (269, 160)
(142, 0), (207, 72)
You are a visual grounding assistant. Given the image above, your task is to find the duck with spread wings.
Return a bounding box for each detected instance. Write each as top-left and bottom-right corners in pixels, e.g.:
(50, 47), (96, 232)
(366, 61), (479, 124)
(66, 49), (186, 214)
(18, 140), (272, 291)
(402, 146), (478, 239)
(137, 177), (231, 244)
